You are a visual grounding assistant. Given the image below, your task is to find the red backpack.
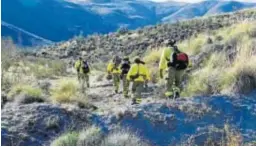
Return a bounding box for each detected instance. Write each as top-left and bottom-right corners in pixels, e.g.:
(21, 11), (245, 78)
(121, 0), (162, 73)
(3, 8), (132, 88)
(176, 52), (189, 70)
(177, 52), (189, 63)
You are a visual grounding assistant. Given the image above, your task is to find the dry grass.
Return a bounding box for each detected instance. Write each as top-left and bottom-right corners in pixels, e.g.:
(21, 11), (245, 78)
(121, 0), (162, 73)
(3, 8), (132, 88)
(101, 128), (147, 146)
(77, 126), (103, 146)
(27, 58), (67, 79)
(178, 34), (207, 56)
(51, 131), (79, 146)
(51, 126), (147, 146)
(50, 80), (78, 103)
(49, 79), (89, 107)
(224, 124), (243, 146)
(183, 21), (256, 96)
(7, 84), (43, 101)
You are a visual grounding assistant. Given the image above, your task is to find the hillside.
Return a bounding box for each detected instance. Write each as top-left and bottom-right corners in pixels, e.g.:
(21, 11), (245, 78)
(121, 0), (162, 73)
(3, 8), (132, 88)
(2, 0), (255, 45)
(36, 9), (256, 64)
(1, 9), (256, 146)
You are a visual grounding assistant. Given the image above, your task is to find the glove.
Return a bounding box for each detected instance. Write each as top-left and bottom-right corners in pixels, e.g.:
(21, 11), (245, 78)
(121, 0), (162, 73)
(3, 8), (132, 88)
(160, 69), (164, 79)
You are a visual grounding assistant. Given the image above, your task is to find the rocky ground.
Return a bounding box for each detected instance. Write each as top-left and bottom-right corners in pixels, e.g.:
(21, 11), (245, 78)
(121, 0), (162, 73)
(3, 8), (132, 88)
(2, 73), (256, 145)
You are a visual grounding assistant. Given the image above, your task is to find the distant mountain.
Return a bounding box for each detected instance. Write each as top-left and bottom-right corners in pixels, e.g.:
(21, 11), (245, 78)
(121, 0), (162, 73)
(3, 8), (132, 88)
(206, 1), (255, 15)
(162, 0), (256, 22)
(1, 0), (255, 46)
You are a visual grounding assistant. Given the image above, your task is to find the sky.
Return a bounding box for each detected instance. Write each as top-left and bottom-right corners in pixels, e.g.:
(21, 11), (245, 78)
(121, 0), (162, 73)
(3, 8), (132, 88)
(151, 0), (256, 3)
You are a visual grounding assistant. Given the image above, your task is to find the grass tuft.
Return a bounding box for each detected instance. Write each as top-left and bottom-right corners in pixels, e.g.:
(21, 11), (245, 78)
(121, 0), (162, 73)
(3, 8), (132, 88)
(102, 129), (147, 146)
(50, 80), (78, 103)
(77, 126), (103, 146)
(8, 84), (42, 101)
(51, 131), (79, 146)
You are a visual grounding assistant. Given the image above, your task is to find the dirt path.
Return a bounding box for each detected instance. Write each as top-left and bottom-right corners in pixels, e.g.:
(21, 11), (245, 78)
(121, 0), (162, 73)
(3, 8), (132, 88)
(48, 72), (160, 116)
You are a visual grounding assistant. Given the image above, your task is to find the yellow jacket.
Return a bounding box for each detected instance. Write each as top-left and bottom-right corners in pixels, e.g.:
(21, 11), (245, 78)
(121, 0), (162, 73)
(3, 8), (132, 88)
(127, 63), (150, 82)
(107, 62), (121, 74)
(74, 60), (90, 74)
(159, 47), (172, 71)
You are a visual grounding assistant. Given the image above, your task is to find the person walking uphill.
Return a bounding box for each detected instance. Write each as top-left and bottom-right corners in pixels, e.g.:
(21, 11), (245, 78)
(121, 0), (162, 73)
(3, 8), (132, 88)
(120, 56), (131, 98)
(107, 56), (122, 94)
(159, 39), (189, 99)
(127, 57), (150, 105)
(75, 57), (90, 93)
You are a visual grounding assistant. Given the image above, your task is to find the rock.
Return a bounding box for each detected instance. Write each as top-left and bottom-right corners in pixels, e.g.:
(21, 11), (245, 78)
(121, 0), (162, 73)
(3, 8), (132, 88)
(1, 103), (93, 145)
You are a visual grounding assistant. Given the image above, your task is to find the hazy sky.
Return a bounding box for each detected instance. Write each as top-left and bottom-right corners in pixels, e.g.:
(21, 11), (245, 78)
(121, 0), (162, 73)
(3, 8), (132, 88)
(151, 0), (256, 3)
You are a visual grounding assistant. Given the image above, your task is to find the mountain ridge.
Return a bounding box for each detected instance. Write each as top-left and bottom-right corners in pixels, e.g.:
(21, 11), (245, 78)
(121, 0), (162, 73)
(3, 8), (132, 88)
(1, 0), (256, 46)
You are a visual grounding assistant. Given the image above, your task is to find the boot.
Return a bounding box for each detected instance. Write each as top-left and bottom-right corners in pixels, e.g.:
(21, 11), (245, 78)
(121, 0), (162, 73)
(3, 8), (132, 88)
(131, 99), (139, 105)
(173, 91), (180, 99)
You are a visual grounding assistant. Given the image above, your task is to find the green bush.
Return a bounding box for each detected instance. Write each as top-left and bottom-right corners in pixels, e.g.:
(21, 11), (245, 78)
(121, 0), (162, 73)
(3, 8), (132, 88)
(51, 131), (79, 146)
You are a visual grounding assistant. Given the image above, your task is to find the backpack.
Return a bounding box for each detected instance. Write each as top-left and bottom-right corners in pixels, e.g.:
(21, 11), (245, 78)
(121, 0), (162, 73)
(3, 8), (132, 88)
(81, 60), (90, 73)
(121, 60), (130, 75)
(176, 52), (189, 70)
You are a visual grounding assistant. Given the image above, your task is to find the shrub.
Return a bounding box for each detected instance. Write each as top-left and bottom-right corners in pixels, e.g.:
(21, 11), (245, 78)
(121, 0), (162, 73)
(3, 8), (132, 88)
(8, 84), (43, 101)
(178, 34), (207, 56)
(183, 22), (256, 96)
(102, 129), (147, 146)
(1, 38), (19, 72)
(77, 126), (103, 146)
(50, 80), (78, 103)
(1, 73), (12, 92)
(51, 131), (79, 146)
(248, 26), (256, 38)
(28, 58), (67, 79)
(143, 49), (162, 64)
(229, 57), (256, 94)
(45, 116), (60, 131)
(223, 124), (242, 146)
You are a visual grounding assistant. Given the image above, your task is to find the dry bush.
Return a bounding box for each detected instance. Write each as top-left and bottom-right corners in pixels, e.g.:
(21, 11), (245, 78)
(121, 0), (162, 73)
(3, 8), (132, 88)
(77, 126), (103, 146)
(183, 21), (256, 96)
(51, 131), (79, 146)
(50, 79), (89, 107)
(8, 84), (43, 100)
(223, 124), (243, 146)
(101, 129), (147, 146)
(50, 80), (78, 103)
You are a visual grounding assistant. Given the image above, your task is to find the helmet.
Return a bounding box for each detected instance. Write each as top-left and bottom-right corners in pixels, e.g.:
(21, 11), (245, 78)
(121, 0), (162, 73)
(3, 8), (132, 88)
(123, 56), (129, 60)
(134, 56), (141, 64)
(165, 39), (176, 46)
